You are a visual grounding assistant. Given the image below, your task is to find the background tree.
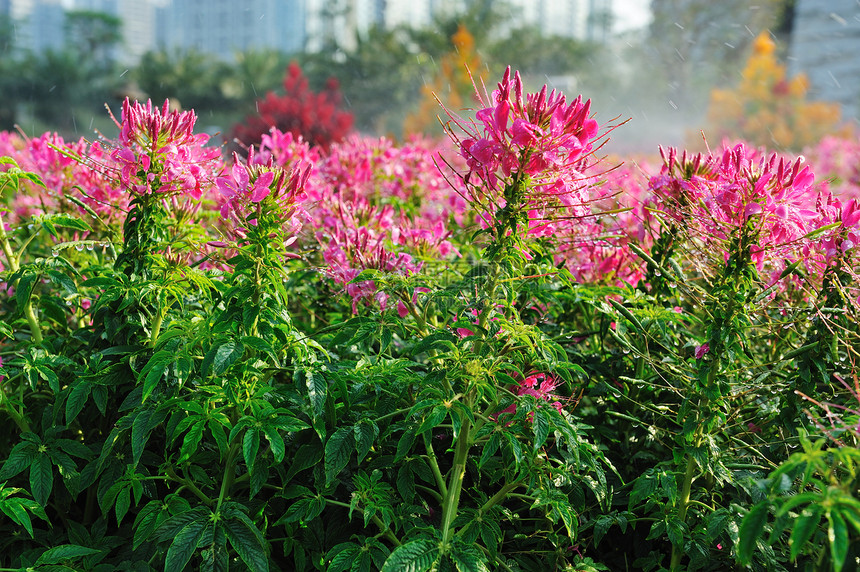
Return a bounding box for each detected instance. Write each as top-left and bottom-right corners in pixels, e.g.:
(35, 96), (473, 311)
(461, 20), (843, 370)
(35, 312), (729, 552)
(403, 24), (486, 136)
(229, 61), (354, 151)
(703, 31), (842, 150)
(134, 49), (233, 112)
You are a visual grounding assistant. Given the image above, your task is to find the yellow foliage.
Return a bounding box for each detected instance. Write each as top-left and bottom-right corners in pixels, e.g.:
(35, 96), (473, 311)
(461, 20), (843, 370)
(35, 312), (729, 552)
(703, 31), (842, 150)
(403, 25), (486, 137)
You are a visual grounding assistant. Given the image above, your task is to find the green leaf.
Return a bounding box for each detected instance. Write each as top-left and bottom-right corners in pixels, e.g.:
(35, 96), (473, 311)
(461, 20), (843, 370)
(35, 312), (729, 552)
(180, 421), (205, 463)
(325, 427), (354, 486)
(16, 272), (38, 315)
(29, 454), (52, 506)
(532, 408), (549, 451)
(224, 516), (269, 572)
(789, 505), (823, 561)
(115, 485), (131, 525)
(354, 420), (379, 463)
(243, 428), (261, 470)
(738, 501), (770, 564)
(303, 368), (327, 420)
(381, 539), (440, 572)
(65, 380), (92, 424)
(0, 442), (37, 480)
(203, 339), (244, 377)
(263, 426), (285, 463)
(828, 509), (849, 572)
(165, 517), (208, 572)
(35, 544), (101, 565)
(449, 540), (489, 572)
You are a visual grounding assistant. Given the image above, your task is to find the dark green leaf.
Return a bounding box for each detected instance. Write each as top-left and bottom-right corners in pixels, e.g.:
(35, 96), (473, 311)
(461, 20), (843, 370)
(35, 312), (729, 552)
(65, 380), (92, 424)
(828, 509), (849, 572)
(29, 454), (52, 506)
(165, 518), (208, 572)
(0, 442), (37, 480)
(381, 538), (439, 572)
(354, 420), (378, 463)
(224, 517), (269, 572)
(35, 544), (101, 565)
(325, 427), (354, 485)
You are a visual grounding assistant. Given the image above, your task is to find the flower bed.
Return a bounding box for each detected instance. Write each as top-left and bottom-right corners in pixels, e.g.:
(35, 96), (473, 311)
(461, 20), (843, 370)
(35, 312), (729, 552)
(0, 67), (858, 571)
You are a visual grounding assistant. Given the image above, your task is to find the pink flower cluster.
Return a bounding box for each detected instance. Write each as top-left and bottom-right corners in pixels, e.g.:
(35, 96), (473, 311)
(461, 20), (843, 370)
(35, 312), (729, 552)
(109, 98), (220, 199)
(216, 148), (310, 242)
(258, 130), (466, 312)
(448, 67), (600, 230)
(495, 372), (565, 424)
(650, 143), (823, 271)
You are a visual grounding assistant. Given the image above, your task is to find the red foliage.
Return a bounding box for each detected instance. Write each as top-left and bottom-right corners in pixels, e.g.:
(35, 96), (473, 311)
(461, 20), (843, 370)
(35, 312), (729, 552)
(230, 62), (353, 151)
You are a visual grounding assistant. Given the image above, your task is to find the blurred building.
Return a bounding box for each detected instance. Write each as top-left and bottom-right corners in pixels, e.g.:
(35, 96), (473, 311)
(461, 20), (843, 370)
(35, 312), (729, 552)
(3, 0), (630, 63)
(70, 0), (159, 64)
(1, 0), (66, 54)
(157, 0), (305, 58)
(789, 0), (860, 121)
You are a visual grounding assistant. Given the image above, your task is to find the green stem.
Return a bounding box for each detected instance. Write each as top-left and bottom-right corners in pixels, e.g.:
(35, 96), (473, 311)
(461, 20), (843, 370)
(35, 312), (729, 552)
(216, 443), (240, 511)
(0, 211), (42, 344)
(670, 451), (698, 571)
(148, 305), (165, 348)
(423, 432), (447, 497)
(0, 382), (30, 433)
(440, 420), (471, 549)
(479, 480), (521, 515)
(165, 466), (213, 507)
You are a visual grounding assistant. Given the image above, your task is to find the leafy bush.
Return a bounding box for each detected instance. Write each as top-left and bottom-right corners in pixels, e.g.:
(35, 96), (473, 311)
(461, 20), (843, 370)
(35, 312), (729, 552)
(0, 67), (858, 571)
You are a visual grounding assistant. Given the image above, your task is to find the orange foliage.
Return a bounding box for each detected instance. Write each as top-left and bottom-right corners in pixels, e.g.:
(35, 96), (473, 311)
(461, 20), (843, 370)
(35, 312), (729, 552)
(704, 32), (842, 150)
(403, 25), (486, 136)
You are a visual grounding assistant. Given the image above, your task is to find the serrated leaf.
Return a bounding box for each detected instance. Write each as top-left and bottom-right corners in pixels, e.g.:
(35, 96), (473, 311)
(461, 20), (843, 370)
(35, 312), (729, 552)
(380, 539), (439, 572)
(532, 408), (549, 451)
(30, 454), (52, 506)
(0, 442), (37, 481)
(65, 380), (92, 424)
(449, 540), (488, 572)
(303, 368), (326, 420)
(263, 426), (285, 463)
(325, 427), (354, 485)
(180, 421), (205, 463)
(354, 421), (378, 463)
(35, 544), (101, 565)
(224, 517), (268, 572)
(165, 517), (208, 572)
(243, 429), (260, 470)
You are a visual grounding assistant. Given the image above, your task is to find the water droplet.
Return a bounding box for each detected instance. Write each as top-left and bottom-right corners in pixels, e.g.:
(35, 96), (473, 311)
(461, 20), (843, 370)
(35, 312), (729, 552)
(75, 244), (84, 251)
(51, 250), (59, 257)
(783, 324), (790, 329)
(654, 271), (662, 277)
(86, 244), (94, 251)
(27, 224), (34, 229)
(622, 348), (630, 354)
(669, 282), (677, 289)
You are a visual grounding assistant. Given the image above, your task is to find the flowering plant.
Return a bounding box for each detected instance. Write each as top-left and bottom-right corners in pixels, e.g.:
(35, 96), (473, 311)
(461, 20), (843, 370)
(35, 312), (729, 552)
(0, 67), (858, 572)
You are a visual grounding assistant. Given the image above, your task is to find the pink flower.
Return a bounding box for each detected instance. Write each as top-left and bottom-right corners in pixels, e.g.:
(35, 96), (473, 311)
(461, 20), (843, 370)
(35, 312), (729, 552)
(695, 343), (710, 360)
